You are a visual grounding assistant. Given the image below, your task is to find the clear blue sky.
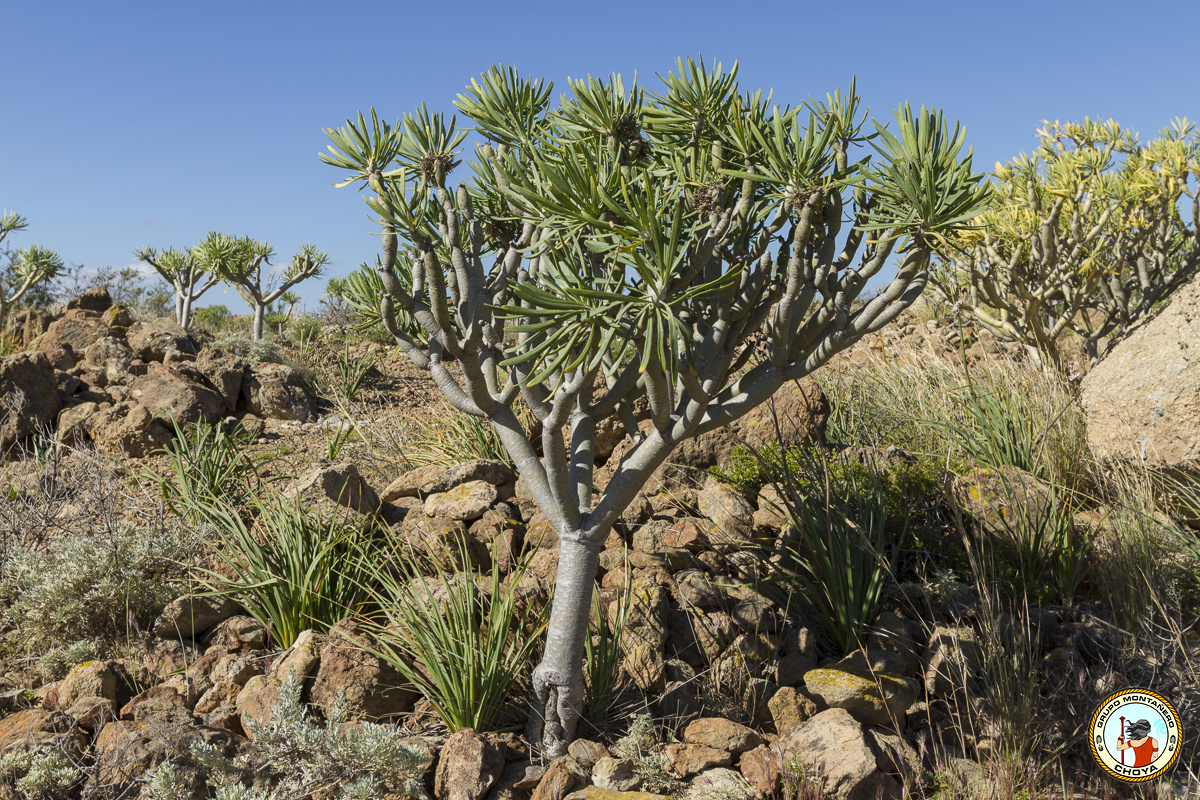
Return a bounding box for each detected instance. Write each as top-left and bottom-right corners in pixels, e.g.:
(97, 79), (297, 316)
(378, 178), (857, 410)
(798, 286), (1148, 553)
(3, 0), (1197, 314)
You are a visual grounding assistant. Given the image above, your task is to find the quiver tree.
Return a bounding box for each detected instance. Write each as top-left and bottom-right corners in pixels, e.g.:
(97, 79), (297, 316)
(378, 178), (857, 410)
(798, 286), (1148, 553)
(322, 59), (987, 754)
(931, 118), (1200, 367)
(135, 239), (222, 330)
(0, 212), (63, 329)
(203, 233), (328, 339)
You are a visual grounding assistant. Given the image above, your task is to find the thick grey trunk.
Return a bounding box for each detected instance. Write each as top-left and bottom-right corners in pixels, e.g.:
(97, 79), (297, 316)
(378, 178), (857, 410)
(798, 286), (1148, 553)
(180, 294), (193, 330)
(252, 304), (265, 340)
(527, 533), (603, 756)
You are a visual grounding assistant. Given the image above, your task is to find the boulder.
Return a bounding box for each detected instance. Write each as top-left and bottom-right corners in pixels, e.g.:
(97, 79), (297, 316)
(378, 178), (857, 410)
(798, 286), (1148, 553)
(64, 696), (119, 733)
(66, 286), (112, 312)
(696, 478), (755, 550)
(803, 667), (917, 728)
(776, 708), (901, 800)
(38, 309), (107, 370)
(84, 336), (134, 381)
(152, 594), (241, 639)
(951, 466), (1056, 539)
(383, 459), (515, 500)
(530, 760), (578, 800)
(0, 710), (85, 756)
(425, 480), (498, 521)
(204, 616), (268, 653)
(129, 362), (226, 425)
(310, 619), (418, 722)
(289, 462), (381, 516)
(240, 362), (314, 421)
(4, 308), (51, 348)
(92, 718), (245, 794)
(685, 768), (762, 800)
(128, 316), (199, 362)
(592, 757), (642, 792)
(87, 402), (173, 458)
(0, 352), (61, 450)
(767, 686), (817, 735)
(1081, 274), (1200, 472)
(924, 624), (984, 698)
(55, 401), (98, 446)
(682, 718), (764, 756)
(235, 675), (282, 736)
(269, 629), (325, 688)
(194, 348), (246, 415)
(54, 660), (122, 711)
(665, 744), (732, 778)
(435, 727), (505, 800)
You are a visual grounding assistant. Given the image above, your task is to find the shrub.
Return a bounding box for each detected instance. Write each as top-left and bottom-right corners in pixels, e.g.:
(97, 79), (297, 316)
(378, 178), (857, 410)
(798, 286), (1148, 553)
(760, 449), (899, 653)
(0, 523), (197, 677)
(612, 713), (683, 795)
(150, 418), (275, 518)
(145, 675), (429, 800)
(192, 304), (232, 332)
(361, 533), (548, 732)
(210, 335), (283, 364)
(0, 746), (82, 799)
(192, 498), (369, 649)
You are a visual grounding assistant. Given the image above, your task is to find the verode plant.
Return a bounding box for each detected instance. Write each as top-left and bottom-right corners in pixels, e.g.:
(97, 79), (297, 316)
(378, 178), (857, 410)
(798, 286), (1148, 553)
(322, 58), (987, 753)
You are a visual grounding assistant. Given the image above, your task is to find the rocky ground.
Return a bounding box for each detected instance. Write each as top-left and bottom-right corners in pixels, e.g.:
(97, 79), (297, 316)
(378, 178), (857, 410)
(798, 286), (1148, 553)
(0, 287), (1198, 799)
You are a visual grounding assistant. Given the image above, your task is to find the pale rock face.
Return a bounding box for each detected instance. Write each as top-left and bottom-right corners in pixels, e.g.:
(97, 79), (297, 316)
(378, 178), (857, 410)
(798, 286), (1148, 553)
(1081, 273), (1200, 472)
(424, 479), (498, 521)
(776, 708), (902, 800)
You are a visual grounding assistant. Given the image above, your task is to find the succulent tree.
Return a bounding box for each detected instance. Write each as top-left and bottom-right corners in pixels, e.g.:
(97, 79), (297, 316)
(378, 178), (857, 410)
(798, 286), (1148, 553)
(0, 212), (64, 329)
(203, 233), (328, 340)
(135, 239), (223, 330)
(322, 59), (987, 754)
(931, 118), (1200, 367)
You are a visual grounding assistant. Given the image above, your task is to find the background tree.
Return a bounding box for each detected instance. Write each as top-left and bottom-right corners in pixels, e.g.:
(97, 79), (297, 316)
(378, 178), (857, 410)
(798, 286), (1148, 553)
(134, 240), (222, 330)
(322, 59), (987, 754)
(205, 233), (328, 340)
(0, 212), (63, 329)
(930, 118), (1200, 366)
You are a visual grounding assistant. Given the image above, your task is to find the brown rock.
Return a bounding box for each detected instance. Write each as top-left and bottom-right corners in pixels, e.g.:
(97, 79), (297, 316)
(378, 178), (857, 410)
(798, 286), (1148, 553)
(270, 629), (325, 687)
(310, 619), (418, 722)
(530, 760), (577, 800)
(4, 308), (50, 348)
(767, 686), (816, 735)
(153, 594), (241, 639)
(425, 480), (498, 521)
(696, 479), (755, 550)
(87, 402), (173, 458)
(435, 728), (505, 800)
(592, 758), (641, 792)
(130, 362), (226, 425)
(55, 660), (121, 710)
(66, 286), (112, 312)
(38, 309), (107, 370)
(665, 743), (732, 778)
(128, 316), (199, 363)
(203, 616), (268, 653)
(289, 462), (381, 516)
(240, 362), (314, 421)
(568, 739), (610, 769)
(235, 674), (281, 736)
(56, 401), (99, 445)
(737, 746), (780, 796)
(64, 696), (119, 732)
(624, 644), (665, 693)
(0, 709), (85, 755)
(775, 708), (901, 800)
(682, 718), (764, 756)
(0, 352), (61, 449)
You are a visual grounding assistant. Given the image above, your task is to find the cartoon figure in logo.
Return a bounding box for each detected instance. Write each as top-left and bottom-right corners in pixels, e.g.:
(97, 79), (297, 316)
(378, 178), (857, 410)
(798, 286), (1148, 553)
(1117, 718), (1159, 767)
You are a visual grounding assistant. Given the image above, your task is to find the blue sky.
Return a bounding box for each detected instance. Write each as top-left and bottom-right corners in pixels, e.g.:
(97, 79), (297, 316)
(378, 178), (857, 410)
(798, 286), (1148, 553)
(3, 0), (1197, 314)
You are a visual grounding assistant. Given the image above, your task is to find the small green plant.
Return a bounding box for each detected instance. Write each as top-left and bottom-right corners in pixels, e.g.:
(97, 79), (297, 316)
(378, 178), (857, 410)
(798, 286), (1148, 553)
(583, 582), (630, 729)
(326, 259), (422, 339)
(0, 746), (82, 799)
(193, 497), (369, 649)
(764, 449), (899, 653)
(612, 713), (683, 795)
(325, 422), (356, 462)
(361, 533), (549, 732)
(211, 335), (284, 364)
(334, 343), (377, 402)
(151, 418), (274, 518)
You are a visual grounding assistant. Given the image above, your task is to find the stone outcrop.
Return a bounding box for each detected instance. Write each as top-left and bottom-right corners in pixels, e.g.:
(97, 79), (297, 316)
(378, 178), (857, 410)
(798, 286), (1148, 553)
(1081, 274), (1200, 472)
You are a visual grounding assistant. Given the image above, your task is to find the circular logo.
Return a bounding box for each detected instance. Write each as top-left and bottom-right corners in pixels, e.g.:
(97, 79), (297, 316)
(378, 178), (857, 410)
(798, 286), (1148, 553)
(1089, 688), (1183, 783)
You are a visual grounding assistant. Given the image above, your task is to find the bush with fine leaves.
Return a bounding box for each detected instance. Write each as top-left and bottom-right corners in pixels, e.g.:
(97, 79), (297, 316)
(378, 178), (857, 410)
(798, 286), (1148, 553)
(0, 523), (198, 677)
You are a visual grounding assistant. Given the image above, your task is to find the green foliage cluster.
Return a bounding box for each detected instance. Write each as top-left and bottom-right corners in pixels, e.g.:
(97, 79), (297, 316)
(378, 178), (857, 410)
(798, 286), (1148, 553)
(191, 303), (233, 332)
(361, 533), (548, 732)
(0, 746), (81, 799)
(210, 336), (284, 364)
(145, 675), (429, 800)
(151, 418), (275, 519)
(0, 523), (197, 678)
